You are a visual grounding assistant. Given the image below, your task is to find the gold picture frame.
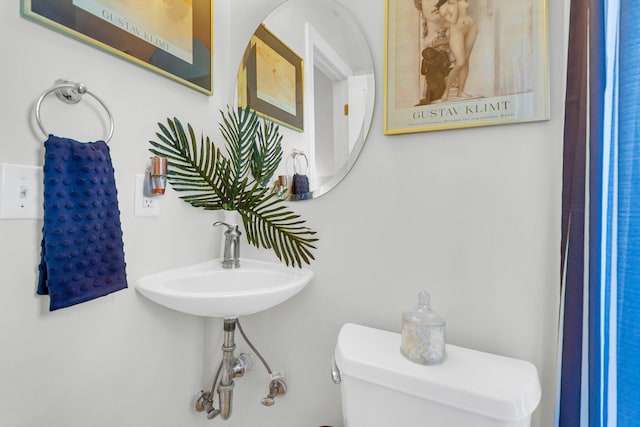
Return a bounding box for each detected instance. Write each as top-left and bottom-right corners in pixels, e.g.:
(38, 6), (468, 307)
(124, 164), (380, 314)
(384, 0), (549, 134)
(239, 24), (304, 132)
(21, 0), (213, 95)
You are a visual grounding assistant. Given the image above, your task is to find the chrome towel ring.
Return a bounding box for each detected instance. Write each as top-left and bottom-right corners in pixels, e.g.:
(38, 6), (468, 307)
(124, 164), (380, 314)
(291, 149), (309, 175)
(35, 79), (114, 143)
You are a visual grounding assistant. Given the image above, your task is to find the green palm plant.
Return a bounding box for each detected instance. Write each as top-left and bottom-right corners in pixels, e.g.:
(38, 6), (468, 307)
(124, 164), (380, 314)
(149, 106), (317, 268)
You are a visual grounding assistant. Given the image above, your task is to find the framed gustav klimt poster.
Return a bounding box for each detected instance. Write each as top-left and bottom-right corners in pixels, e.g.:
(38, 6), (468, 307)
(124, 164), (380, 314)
(21, 0), (213, 95)
(384, 0), (549, 134)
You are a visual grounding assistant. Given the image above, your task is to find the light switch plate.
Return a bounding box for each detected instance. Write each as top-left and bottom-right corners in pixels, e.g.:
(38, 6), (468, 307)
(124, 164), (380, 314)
(0, 163), (43, 220)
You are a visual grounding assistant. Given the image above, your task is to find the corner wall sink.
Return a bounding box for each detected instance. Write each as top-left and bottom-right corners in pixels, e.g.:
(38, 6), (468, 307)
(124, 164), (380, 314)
(136, 259), (314, 318)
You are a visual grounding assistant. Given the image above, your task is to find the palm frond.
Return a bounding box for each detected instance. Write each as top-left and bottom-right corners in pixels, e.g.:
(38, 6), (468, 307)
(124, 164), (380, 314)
(148, 109), (318, 267)
(238, 195), (318, 268)
(219, 106), (258, 191)
(251, 119), (283, 187)
(149, 118), (229, 210)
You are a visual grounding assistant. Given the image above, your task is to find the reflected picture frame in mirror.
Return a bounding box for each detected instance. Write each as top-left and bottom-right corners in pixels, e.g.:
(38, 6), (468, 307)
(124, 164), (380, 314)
(237, 0), (375, 201)
(239, 24), (304, 132)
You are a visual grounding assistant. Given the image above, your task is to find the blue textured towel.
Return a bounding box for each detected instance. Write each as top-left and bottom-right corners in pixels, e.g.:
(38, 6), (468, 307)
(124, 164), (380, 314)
(38, 135), (127, 311)
(291, 173), (311, 200)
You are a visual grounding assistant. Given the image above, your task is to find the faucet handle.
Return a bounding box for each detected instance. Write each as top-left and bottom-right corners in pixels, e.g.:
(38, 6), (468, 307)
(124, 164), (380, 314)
(213, 221), (240, 232)
(213, 221), (242, 240)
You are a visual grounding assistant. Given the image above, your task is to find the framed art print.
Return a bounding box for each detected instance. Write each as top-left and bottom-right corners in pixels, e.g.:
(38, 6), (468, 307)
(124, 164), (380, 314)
(21, 0), (213, 95)
(384, 0), (549, 134)
(239, 23), (304, 132)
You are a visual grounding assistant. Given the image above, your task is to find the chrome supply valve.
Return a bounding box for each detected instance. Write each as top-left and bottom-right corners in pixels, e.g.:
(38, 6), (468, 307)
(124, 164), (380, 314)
(196, 388), (223, 420)
(260, 378), (287, 406)
(195, 391), (207, 412)
(232, 352), (254, 378)
(195, 389), (221, 419)
(213, 221), (241, 268)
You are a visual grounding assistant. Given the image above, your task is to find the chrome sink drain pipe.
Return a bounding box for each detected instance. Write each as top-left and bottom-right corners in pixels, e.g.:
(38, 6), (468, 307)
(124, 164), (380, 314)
(218, 319), (238, 419)
(195, 319), (251, 420)
(195, 318), (285, 421)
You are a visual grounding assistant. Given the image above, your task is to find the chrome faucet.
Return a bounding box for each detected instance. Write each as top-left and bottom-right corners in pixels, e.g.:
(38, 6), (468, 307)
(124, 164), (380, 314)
(214, 222), (241, 268)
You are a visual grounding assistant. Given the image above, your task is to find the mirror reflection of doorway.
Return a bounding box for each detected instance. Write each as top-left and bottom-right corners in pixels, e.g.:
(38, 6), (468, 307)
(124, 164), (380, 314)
(309, 24), (351, 190)
(313, 66), (334, 188)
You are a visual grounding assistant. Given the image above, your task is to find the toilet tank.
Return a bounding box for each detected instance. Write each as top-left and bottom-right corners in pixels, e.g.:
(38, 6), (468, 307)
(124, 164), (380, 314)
(334, 323), (541, 427)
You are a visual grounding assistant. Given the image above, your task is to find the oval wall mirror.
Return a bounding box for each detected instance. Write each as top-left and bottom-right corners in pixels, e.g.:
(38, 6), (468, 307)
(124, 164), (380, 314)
(237, 0), (375, 200)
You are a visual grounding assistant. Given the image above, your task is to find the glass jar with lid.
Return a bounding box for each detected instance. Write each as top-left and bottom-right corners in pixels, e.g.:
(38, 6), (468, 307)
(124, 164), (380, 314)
(400, 291), (446, 365)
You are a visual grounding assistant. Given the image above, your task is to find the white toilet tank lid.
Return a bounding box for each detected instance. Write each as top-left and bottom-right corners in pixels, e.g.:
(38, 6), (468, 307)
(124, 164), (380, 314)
(335, 323), (541, 422)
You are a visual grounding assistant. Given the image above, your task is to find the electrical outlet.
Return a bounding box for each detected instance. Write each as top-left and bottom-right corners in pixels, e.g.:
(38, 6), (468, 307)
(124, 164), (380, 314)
(134, 174), (160, 217)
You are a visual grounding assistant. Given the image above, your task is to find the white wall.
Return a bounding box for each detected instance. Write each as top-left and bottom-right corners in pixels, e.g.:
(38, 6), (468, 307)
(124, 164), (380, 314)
(0, 1), (564, 426)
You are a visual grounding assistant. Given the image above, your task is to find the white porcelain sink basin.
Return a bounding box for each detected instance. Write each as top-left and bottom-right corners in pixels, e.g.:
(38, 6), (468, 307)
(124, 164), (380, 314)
(136, 259), (314, 318)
